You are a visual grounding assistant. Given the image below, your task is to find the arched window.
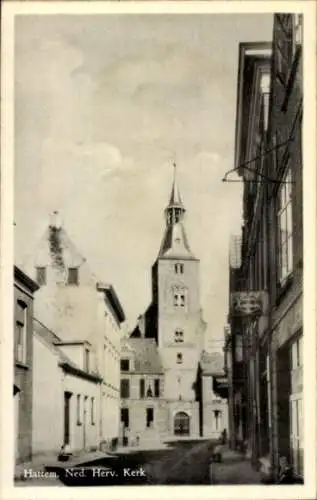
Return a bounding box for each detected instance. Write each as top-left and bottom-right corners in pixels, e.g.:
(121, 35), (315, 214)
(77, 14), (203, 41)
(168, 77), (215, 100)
(176, 352), (183, 364)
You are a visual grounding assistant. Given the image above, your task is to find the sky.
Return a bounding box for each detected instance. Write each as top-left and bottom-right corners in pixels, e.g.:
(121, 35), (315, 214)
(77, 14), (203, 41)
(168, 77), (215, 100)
(14, 14), (273, 350)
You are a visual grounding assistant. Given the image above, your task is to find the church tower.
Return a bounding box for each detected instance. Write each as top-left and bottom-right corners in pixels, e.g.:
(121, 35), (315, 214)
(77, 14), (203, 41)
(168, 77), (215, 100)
(154, 163), (206, 436)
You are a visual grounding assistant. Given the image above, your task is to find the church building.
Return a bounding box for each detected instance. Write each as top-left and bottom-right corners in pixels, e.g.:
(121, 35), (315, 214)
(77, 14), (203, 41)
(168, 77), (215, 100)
(120, 165), (208, 446)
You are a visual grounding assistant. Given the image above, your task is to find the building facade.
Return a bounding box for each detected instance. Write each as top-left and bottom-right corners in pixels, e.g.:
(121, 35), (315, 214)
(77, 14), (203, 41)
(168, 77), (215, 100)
(14, 266), (39, 464)
(120, 337), (165, 447)
(96, 283), (125, 447)
(196, 351), (229, 439)
(32, 319), (102, 455)
(227, 14), (303, 480)
(120, 166), (208, 445)
(227, 41), (272, 465)
(23, 213), (125, 448)
(267, 13), (303, 478)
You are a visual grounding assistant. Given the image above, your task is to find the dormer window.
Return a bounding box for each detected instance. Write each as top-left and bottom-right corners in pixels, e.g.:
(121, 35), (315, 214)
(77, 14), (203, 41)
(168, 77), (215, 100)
(175, 329), (184, 343)
(68, 267), (79, 285)
(36, 266), (46, 286)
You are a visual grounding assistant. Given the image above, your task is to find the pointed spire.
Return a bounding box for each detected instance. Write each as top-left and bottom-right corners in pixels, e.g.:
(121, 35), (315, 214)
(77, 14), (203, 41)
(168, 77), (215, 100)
(165, 161), (185, 227)
(158, 161), (195, 259)
(168, 161), (184, 208)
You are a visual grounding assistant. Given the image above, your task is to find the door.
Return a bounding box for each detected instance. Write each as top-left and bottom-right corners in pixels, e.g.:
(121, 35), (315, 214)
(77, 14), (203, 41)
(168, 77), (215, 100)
(290, 394), (303, 475)
(64, 392), (72, 446)
(174, 412), (190, 436)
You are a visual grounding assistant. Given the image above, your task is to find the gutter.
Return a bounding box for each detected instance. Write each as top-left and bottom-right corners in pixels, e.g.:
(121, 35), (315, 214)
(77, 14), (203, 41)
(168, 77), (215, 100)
(59, 362), (103, 384)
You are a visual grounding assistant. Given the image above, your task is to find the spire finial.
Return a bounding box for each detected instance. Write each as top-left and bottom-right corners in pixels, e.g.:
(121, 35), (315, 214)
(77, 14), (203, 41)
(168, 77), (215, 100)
(50, 210), (62, 229)
(172, 159), (176, 185)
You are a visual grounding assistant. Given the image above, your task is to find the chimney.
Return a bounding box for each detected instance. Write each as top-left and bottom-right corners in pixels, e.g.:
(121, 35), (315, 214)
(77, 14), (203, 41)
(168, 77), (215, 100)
(49, 210), (62, 229)
(137, 314), (145, 337)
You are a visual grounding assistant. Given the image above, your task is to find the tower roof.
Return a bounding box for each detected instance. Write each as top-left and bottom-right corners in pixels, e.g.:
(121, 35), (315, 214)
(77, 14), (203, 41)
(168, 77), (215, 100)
(158, 162), (195, 260)
(158, 222), (194, 259)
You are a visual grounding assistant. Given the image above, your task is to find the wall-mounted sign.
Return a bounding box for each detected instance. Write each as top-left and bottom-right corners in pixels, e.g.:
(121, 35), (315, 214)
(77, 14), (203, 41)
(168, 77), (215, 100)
(231, 291), (263, 317)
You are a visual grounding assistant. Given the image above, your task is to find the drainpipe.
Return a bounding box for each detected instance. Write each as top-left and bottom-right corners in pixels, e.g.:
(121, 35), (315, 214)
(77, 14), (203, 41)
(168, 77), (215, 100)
(266, 157), (275, 481)
(254, 314), (261, 463)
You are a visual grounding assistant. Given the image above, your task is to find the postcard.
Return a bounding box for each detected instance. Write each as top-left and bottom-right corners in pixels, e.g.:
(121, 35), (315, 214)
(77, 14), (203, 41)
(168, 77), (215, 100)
(1, 1), (316, 499)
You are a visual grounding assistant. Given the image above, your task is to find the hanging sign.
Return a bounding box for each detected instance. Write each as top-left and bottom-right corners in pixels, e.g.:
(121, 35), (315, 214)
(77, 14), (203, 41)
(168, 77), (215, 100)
(231, 291), (263, 316)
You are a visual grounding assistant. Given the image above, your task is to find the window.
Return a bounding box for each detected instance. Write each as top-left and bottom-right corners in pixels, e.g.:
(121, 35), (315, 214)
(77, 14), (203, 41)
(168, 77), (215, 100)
(140, 379), (145, 398)
(291, 336), (303, 370)
(120, 359), (130, 371)
(290, 395), (303, 475)
(275, 14), (293, 84)
(91, 397), (95, 425)
(146, 408), (154, 428)
(277, 166), (293, 284)
(175, 209), (181, 223)
(76, 395), (81, 425)
(120, 379), (130, 398)
(146, 385), (153, 398)
(176, 353), (183, 364)
(173, 291), (187, 308)
(293, 14), (303, 53)
(121, 408), (129, 428)
(154, 379), (160, 398)
(68, 267), (79, 285)
(64, 392), (72, 444)
(262, 92), (270, 132)
(174, 329), (184, 343)
(16, 301), (27, 364)
(174, 263), (184, 274)
(84, 348), (90, 372)
(36, 266), (46, 286)
(84, 396), (88, 421)
(235, 335), (243, 363)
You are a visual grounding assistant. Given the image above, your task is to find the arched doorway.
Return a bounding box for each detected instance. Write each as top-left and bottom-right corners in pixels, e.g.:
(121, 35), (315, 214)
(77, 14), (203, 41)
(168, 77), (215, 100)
(174, 411), (190, 436)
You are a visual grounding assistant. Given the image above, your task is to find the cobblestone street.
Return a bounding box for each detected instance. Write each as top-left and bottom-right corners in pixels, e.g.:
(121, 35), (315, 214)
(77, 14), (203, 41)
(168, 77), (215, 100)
(210, 446), (262, 484)
(15, 440), (263, 486)
(55, 439), (216, 485)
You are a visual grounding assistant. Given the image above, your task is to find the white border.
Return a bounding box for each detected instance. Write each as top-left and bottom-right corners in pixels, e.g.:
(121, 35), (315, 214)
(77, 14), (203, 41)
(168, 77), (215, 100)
(1, 2), (316, 500)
